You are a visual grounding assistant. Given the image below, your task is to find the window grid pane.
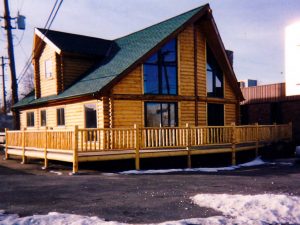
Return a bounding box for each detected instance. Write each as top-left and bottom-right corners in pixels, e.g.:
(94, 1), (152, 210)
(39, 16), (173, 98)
(26, 112), (34, 127)
(144, 39), (177, 95)
(57, 108), (65, 126)
(41, 110), (46, 126)
(145, 102), (177, 127)
(206, 46), (223, 98)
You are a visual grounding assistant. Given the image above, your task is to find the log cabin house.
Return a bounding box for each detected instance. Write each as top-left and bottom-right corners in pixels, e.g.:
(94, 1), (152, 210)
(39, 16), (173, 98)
(14, 4), (243, 130)
(7, 4), (292, 173)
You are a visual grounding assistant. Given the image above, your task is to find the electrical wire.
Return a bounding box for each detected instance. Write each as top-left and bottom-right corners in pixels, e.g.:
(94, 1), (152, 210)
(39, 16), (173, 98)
(17, 0), (64, 84)
(17, 0), (60, 82)
(13, 30), (25, 47)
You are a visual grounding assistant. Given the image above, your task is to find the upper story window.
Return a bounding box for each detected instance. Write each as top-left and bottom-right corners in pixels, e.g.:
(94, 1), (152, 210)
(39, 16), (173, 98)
(57, 108), (65, 126)
(206, 46), (223, 98)
(26, 112), (34, 127)
(144, 39), (177, 95)
(40, 110), (46, 127)
(45, 59), (52, 78)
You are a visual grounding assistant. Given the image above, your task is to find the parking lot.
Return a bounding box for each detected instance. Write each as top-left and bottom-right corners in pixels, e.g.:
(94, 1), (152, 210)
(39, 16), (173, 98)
(0, 151), (300, 223)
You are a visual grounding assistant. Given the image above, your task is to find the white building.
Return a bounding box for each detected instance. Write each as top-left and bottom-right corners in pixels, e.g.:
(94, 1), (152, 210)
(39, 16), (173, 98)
(285, 22), (300, 96)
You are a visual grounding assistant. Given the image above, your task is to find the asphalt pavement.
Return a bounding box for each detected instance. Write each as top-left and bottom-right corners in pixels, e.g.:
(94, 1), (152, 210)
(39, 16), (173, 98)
(0, 151), (300, 223)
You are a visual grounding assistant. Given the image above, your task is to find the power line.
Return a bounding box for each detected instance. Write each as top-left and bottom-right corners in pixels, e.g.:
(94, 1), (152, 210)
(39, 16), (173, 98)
(13, 30), (25, 47)
(17, 0), (64, 85)
(17, 0), (61, 83)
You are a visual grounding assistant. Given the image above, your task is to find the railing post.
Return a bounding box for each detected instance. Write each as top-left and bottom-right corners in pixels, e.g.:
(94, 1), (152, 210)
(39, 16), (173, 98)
(255, 122), (259, 157)
(72, 125), (79, 174)
(186, 123), (192, 168)
(134, 124), (140, 170)
(43, 126), (48, 169)
(4, 128), (9, 160)
(21, 127), (27, 164)
(231, 123), (236, 166)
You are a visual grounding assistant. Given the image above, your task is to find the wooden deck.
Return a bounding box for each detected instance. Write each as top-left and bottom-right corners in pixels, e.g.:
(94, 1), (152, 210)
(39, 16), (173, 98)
(4, 123), (293, 173)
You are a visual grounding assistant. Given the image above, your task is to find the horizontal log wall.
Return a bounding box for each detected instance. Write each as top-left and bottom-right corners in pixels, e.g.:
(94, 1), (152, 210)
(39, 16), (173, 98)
(62, 55), (95, 90)
(19, 99), (104, 130)
(39, 44), (58, 97)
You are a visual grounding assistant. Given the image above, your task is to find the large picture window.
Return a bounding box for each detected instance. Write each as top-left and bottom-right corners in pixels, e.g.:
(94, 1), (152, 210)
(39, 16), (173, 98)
(144, 39), (177, 95)
(206, 46), (223, 97)
(57, 108), (65, 126)
(145, 102), (177, 127)
(26, 112), (34, 127)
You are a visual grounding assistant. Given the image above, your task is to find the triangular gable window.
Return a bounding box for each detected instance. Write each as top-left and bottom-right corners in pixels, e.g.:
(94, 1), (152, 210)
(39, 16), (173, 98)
(206, 45), (223, 98)
(143, 39), (177, 95)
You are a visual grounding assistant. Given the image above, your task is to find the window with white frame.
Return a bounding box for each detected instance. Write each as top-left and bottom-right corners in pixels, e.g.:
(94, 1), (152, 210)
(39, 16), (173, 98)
(45, 60), (52, 78)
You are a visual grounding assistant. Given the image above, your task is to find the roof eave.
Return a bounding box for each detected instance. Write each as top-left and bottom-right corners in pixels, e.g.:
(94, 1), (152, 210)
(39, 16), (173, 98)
(34, 28), (62, 55)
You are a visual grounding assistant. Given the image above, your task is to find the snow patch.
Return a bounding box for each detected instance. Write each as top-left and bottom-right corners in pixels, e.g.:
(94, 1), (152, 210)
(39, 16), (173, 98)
(1, 193), (300, 224)
(120, 157), (266, 175)
(0, 211), (125, 225)
(49, 170), (63, 176)
(192, 193), (300, 224)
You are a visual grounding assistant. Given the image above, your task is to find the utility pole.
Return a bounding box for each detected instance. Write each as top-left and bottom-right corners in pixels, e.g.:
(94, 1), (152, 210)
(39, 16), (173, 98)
(3, 0), (19, 129)
(1, 56), (7, 115)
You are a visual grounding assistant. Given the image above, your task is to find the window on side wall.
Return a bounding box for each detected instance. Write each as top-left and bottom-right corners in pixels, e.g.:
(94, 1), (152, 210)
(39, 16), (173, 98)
(144, 39), (177, 95)
(206, 46), (223, 98)
(26, 112), (35, 127)
(57, 108), (65, 126)
(145, 102), (177, 127)
(45, 59), (52, 79)
(207, 103), (224, 126)
(85, 104), (97, 128)
(40, 110), (47, 127)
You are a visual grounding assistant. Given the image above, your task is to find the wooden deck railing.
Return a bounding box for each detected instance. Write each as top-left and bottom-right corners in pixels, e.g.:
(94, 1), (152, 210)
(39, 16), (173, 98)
(5, 123), (293, 173)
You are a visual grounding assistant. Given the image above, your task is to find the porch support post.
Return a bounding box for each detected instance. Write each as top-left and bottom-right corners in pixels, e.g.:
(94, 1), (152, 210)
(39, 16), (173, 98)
(43, 126), (48, 169)
(134, 124), (140, 170)
(4, 128), (9, 160)
(21, 127), (27, 164)
(186, 123), (192, 168)
(72, 125), (79, 174)
(231, 123), (236, 166)
(255, 122), (259, 157)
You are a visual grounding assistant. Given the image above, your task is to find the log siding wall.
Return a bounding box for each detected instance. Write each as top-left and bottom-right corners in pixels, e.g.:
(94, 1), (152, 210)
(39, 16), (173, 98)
(109, 24), (239, 128)
(20, 100), (104, 130)
(23, 23), (240, 130)
(39, 44), (58, 97)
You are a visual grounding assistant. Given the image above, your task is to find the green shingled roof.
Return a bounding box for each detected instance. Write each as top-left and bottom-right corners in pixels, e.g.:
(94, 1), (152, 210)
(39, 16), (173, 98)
(14, 5), (207, 109)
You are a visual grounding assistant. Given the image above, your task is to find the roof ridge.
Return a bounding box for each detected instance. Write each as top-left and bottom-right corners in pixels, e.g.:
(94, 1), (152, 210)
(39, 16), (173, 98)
(36, 27), (113, 42)
(114, 4), (209, 41)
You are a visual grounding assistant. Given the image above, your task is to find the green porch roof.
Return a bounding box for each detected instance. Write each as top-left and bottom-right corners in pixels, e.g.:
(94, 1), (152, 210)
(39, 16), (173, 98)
(14, 5), (208, 108)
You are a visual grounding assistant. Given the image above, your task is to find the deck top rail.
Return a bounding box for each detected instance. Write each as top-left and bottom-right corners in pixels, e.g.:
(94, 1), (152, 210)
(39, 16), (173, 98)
(5, 123), (293, 152)
(4, 123), (293, 173)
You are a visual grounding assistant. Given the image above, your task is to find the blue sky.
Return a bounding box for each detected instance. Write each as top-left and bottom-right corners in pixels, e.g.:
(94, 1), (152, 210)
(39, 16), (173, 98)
(1, 0), (300, 97)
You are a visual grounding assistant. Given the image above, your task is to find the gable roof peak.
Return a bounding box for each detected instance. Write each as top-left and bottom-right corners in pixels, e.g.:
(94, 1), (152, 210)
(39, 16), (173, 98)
(34, 27), (114, 57)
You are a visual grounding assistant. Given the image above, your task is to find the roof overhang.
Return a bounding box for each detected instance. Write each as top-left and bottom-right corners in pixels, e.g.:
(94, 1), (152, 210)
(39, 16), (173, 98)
(32, 28), (62, 59)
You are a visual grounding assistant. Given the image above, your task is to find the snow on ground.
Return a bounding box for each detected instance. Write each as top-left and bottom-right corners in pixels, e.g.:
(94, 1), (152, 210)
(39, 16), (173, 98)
(192, 193), (300, 224)
(49, 170), (63, 176)
(120, 157), (267, 175)
(1, 193), (300, 225)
